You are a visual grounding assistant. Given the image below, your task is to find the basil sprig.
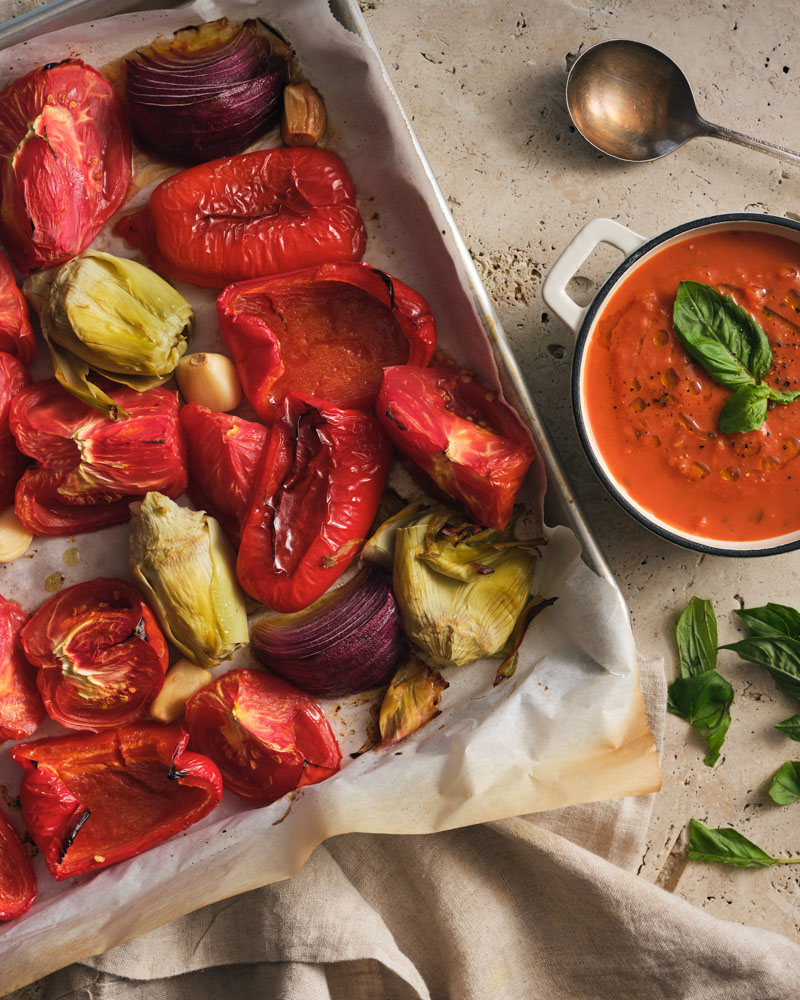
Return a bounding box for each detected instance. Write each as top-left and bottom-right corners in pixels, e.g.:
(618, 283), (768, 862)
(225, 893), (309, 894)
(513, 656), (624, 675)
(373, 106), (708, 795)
(688, 819), (797, 868)
(667, 597), (733, 767)
(768, 762), (800, 805)
(672, 281), (800, 433)
(722, 603), (800, 701)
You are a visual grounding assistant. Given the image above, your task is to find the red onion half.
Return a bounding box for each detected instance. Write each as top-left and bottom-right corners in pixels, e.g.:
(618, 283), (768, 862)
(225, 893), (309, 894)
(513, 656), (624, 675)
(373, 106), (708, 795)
(251, 568), (406, 697)
(126, 19), (288, 164)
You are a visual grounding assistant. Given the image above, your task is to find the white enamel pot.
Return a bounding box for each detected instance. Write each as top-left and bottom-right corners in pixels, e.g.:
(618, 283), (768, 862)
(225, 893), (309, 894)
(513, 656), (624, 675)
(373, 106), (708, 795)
(542, 212), (800, 557)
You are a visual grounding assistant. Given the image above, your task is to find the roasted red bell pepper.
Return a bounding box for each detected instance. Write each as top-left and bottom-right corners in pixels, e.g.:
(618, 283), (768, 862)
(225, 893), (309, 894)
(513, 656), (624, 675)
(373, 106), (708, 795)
(0, 60), (131, 272)
(185, 668), (341, 804)
(217, 262), (437, 423)
(0, 594), (45, 743)
(376, 365), (536, 530)
(21, 578), (168, 731)
(0, 806), (36, 920)
(11, 722), (222, 881)
(0, 352), (30, 508)
(10, 381), (187, 536)
(237, 393), (392, 612)
(0, 251), (35, 364)
(114, 147), (366, 288)
(180, 402), (267, 544)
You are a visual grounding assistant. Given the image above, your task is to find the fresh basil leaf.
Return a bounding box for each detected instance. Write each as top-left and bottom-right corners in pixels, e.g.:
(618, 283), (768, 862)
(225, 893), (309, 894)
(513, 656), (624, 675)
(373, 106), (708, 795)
(688, 818), (796, 867)
(667, 671), (732, 766)
(673, 281), (772, 387)
(768, 762), (800, 805)
(736, 603), (800, 640)
(775, 714), (800, 740)
(718, 382), (771, 434)
(769, 388), (800, 405)
(676, 597), (718, 678)
(721, 635), (800, 700)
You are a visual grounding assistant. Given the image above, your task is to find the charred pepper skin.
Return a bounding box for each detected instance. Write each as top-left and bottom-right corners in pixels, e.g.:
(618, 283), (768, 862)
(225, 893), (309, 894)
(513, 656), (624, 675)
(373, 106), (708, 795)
(11, 723), (222, 881)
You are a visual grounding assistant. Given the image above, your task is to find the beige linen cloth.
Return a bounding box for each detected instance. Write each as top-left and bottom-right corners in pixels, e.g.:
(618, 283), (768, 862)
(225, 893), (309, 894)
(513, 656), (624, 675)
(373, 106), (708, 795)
(7, 658), (800, 1000)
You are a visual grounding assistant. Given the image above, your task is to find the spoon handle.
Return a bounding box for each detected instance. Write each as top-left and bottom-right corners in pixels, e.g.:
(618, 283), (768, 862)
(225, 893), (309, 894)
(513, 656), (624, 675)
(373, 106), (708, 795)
(702, 119), (800, 166)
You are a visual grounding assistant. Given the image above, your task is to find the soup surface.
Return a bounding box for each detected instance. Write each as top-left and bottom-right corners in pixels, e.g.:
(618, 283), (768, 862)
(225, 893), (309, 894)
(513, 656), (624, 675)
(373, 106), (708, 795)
(584, 229), (800, 542)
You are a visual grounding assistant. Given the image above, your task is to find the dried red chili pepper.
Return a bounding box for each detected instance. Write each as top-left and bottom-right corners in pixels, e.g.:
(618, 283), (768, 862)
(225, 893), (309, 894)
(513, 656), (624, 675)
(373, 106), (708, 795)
(185, 668), (341, 804)
(237, 393), (393, 612)
(21, 578), (168, 731)
(0, 251), (35, 364)
(11, 722), (222, 880)
(0, 806), (36, 920)
(0, 594), (44, 744)
(0, 352), (30, 509)
(217, 261), (437, 423)
(180, 402), (267, 544)
(10, 381), (187, 536)
(376, 366), (536, 530)
(114, 147), (366, 288)
(0, 60), (131, 272)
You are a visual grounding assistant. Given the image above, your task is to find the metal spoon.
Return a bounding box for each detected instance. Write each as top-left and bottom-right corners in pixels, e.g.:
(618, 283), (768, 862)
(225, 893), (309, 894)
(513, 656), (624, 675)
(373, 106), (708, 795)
(566, 38), (800, 165)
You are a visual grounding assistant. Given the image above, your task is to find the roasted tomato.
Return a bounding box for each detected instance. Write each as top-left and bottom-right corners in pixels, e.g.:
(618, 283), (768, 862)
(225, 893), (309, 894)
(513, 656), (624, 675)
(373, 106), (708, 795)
(0, 250), (35, 364)
(10, 381), (187, 536)
(217, 262), (437, 423)
(11, 722), (222, 880)
(376, 366), (536, 530)
(0, 60), (131, 272)
(20, 578), (168, 731)
(0, 806), (36, 920)
(0, 594), (45, 744)
(237, 393), (393, 613)
(114, 147), (366, 288)
(180, 402), (267, 544)
(0, 352), (30, 508)
(185, 668), (341, 804)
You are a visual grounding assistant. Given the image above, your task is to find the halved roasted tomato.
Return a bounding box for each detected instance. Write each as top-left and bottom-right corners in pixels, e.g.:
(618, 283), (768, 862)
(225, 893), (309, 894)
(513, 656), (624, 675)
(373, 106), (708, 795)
(0, 593), (44, 744)
(0, 806), (36, 920)
(0, 250), (35, 364)
(10, 381), (187, 536)
(0, 352), (30, 509)
(217, 262), (437, 423)
(20, 578), (168, 730)
(185, 668), (341, 804)
(0, 60), (131, 272)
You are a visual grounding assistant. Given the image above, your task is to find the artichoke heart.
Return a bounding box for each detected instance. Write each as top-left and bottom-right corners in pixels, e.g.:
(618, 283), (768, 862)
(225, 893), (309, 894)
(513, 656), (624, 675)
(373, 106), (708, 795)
(393, 509), (538, 667)
(130, 492), (248, 668)
(49, 250), (193, 376)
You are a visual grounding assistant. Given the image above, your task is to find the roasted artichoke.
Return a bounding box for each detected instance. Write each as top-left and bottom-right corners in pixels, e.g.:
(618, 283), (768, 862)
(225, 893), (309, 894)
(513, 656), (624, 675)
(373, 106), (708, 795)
(130, 492), (248, 668)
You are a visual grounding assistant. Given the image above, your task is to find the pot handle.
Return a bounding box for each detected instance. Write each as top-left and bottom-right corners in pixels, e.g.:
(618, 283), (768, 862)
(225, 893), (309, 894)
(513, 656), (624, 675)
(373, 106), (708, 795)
(542, 218), (647, 335)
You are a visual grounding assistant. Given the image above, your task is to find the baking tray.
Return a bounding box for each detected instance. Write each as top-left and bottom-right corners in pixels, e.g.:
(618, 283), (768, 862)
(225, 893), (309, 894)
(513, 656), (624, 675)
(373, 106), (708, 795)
(0, 0), (616, 593)
(0, 2), (658, 991)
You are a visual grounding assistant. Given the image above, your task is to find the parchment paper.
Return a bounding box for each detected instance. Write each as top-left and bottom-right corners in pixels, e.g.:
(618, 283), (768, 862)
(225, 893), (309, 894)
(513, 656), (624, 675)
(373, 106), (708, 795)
(0, 2), (661, 992)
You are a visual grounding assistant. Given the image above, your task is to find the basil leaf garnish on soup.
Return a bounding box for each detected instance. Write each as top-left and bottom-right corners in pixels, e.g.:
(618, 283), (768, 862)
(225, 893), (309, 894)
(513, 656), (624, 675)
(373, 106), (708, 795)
(673, 280), (800, 433)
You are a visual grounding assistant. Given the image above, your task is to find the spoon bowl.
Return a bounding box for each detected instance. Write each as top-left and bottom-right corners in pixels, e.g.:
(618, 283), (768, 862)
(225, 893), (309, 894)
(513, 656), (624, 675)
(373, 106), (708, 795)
(566, 39), (800, 166)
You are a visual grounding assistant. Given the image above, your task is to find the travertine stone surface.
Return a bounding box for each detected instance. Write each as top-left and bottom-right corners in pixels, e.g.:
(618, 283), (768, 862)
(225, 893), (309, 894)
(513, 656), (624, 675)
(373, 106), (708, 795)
(360, 0), (800, 943)
(0, 0), (797, 959)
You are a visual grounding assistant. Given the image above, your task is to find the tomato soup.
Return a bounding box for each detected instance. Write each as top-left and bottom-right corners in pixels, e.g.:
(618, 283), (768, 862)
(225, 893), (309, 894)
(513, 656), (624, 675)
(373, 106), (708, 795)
(583, 229), (800, 542)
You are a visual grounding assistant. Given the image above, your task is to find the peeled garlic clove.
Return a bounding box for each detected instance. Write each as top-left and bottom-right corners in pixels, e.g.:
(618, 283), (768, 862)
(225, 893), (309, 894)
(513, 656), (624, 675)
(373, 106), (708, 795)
(281, 82), (327, 147)
(0, 506), (34, 562)
(149, 658), (212, 723)
(176, 352), (242, 412)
